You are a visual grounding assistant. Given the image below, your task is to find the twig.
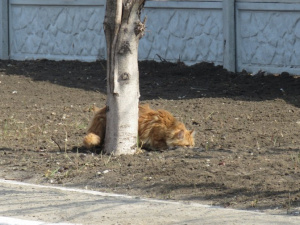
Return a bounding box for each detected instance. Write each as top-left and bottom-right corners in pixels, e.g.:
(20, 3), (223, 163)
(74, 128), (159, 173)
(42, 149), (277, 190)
(51, 137), (62, 152)
(156, 54), (167, 63)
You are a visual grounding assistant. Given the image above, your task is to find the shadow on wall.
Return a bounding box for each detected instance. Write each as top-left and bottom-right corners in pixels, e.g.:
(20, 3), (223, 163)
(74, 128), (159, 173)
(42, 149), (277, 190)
(0, 59), (299, 107)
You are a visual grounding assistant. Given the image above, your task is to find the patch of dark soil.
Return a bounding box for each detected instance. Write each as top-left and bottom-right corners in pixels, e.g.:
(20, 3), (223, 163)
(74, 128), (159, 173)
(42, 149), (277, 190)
(0, 60), (300, 215)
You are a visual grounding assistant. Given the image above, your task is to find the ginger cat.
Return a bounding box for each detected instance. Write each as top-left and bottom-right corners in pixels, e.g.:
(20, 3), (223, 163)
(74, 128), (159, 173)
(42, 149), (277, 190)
(83, 104), (195, 150)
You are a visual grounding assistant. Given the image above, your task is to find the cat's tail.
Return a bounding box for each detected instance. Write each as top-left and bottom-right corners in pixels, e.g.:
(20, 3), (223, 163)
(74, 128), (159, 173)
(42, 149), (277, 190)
(83, 133), (101, 148)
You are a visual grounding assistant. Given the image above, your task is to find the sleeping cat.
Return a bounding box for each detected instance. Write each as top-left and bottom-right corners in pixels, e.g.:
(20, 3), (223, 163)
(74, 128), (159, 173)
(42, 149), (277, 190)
(83, 104), (195, 150)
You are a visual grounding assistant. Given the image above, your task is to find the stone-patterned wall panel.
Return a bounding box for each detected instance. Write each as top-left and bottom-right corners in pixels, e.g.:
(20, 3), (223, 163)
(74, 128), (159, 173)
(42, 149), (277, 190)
(10, 4), (106, 61)
(139, 8), (223, 65)
(237, 4), (300, 73)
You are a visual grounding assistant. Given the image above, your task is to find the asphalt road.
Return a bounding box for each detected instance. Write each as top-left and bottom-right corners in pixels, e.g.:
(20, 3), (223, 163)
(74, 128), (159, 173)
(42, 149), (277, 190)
(0, 179), (299, 225)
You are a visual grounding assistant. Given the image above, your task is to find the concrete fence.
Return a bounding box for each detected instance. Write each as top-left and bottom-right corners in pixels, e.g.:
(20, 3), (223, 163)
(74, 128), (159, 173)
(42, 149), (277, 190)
(1, 0), (300, 75)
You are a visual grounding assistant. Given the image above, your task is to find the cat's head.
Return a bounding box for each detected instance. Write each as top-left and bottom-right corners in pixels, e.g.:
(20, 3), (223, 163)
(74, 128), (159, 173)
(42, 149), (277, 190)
(166, 125), (195, 149)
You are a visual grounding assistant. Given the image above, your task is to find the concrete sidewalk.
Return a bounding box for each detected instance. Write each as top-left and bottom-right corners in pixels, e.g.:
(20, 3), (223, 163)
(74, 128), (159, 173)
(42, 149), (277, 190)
(0, 179), (298, 225)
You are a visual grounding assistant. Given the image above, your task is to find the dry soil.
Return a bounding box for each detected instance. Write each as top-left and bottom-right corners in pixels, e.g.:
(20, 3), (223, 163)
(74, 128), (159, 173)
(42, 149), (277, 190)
(0, 60), (300, 214)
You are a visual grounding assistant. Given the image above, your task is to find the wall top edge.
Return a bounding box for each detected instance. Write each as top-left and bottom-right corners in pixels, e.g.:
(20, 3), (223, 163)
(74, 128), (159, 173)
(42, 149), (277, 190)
(10, 0), (105, 6)
(135, 0), (300, 2)
(237, 2), (300, 10)
(236, 0), (300, 3)
(148, 0), (300, 2)
(147, 0), (222, 1)
(9, 0), (300, 6)
(145, 1), (222, 9)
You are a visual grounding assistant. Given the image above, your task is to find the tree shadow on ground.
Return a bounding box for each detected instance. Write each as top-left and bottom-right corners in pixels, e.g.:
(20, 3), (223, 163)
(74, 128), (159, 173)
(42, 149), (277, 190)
(0, 59), (299, 107)
(140, 182), (300, 212)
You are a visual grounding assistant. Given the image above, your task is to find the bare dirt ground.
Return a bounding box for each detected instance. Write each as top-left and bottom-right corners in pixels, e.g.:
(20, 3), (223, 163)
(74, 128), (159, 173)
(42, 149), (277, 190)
(0, 60), (299, 215)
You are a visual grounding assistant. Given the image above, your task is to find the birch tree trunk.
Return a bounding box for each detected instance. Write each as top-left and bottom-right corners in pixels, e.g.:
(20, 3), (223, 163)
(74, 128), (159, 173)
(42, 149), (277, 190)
(103, 0), (146, 155)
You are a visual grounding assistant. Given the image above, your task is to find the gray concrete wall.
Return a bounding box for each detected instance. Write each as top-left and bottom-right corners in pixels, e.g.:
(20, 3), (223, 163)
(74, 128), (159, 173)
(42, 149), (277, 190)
(1, 0), (300, 75)
(0, 0), (9, 59)
(139, 1), (224, 65)
(236, 2), (300, 74)
(9, 0), (106, 61)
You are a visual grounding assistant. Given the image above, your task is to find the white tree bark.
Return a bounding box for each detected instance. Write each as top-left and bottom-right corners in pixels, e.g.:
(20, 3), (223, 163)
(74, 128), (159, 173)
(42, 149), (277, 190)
(103, 0), (146, 155)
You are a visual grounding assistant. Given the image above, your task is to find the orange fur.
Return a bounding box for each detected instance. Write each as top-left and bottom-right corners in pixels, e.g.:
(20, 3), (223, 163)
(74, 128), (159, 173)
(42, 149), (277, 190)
(83, 133), (101, 149)
(83, 104), (195, 150)
(83, 106), (106, 147)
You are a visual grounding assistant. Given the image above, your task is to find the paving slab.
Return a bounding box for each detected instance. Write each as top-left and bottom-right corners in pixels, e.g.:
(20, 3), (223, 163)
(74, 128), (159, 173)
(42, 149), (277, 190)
(0, 179), (299, 225)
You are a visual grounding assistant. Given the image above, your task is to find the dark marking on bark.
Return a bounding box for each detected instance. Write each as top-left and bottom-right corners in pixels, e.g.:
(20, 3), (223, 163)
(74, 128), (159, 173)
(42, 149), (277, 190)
(120, 73), (130, 80)
(138, 0), (146, 17)
(118, 41), (132, 54)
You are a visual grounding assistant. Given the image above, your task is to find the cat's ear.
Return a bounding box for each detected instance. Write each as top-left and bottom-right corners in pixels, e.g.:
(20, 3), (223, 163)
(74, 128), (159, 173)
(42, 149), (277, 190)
(90, 105), (101, 113)
(176, 130), (185, 139)
(190, 129), (195, 137)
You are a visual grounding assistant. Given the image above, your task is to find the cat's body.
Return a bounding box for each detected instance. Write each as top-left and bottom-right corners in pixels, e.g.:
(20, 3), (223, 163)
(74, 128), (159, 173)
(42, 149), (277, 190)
(83, 104), (195, 150)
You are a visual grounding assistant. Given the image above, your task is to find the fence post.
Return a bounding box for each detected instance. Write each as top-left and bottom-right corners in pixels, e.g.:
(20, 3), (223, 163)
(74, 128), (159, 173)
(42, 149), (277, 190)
(0, 0), (9, 59)
(223, 0), (235, 72)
